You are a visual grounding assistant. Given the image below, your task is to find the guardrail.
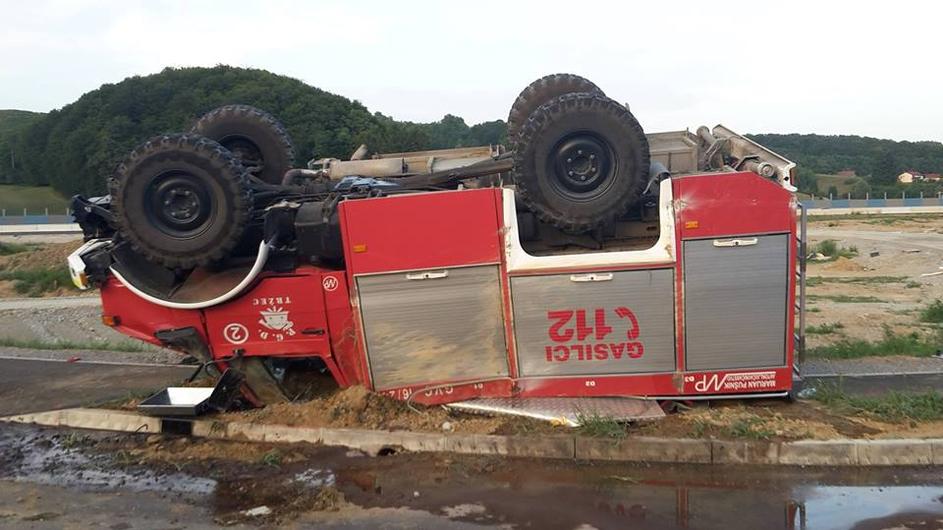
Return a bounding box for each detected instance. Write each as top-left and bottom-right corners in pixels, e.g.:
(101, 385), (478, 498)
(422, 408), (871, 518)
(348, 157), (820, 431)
(2, 197), (943, 232)
(800, 197), (943, 209)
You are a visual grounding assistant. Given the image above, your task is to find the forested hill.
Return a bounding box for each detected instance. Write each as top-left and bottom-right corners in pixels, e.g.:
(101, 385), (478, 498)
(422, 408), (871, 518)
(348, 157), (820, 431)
(748, 133), (943, 188)
(1, 66), (507, 196)
(5, 66), (942, 197)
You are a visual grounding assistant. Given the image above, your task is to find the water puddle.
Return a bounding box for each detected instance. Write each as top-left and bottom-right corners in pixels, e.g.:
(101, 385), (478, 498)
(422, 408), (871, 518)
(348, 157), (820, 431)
(0, 427), (215, 496)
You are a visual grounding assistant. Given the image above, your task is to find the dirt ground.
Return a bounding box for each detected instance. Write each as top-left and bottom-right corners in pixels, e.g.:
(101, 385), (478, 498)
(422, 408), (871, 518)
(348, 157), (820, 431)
(805, 214), (943, 347)
(216, 384), (556, 436)
(0, 239), (84, 298)
(201, 379), (943, 441)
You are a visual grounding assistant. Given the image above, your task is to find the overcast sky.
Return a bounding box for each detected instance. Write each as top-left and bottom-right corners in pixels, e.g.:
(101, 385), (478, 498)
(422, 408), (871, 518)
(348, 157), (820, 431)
(2, 0), (941, 142)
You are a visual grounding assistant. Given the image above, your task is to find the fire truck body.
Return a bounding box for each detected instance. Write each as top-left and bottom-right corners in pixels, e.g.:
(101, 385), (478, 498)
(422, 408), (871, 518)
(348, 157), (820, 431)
(94, 167), (800, 405)
(68, 74), (805, 406)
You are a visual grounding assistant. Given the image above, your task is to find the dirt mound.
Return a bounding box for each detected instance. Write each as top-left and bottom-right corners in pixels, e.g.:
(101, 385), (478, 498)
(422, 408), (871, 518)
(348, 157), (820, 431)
(0, 241), (83, 272)
(822, 256), (864, 272)
(223, 385), (545, 435)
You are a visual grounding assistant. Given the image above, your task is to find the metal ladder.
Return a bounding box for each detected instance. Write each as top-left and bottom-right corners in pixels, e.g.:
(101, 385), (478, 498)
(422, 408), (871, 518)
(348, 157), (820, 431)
(793, 203), (807, 381)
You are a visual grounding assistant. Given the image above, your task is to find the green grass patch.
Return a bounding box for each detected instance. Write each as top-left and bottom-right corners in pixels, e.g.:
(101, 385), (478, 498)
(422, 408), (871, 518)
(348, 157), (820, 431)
(813, 383), (943, 423)
(806, 276), (911, 287)
(806, 322), (845, 335)
(807, 294), (882, 303)
(0, 241), (35, 255)
(811, 239), (858, 260)
(576, 413), (627, 438)
(0, 336), (155, 352)
(261, 449), (283, 467)
(0, 184), (70, 215)
(724, 416), (775, 440)
(0, 266), (76, 296)
(807, 329), (940, 359)
(920, 300), (943, 323)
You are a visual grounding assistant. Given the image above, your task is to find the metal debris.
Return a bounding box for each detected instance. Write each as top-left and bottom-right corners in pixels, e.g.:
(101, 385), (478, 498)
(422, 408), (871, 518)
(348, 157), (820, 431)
(445, 397), (665, 427)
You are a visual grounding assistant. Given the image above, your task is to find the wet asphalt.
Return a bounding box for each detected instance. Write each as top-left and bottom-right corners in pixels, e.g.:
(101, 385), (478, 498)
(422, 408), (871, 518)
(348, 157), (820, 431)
(0, 423), (941, 529)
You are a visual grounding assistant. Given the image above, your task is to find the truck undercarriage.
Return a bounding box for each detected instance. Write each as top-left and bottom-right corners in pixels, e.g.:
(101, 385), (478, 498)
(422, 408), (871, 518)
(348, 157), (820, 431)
(69, 74), (802, 407)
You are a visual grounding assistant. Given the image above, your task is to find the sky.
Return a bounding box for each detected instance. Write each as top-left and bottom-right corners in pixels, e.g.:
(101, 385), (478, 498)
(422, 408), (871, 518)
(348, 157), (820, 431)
(2, 0), (942, 142)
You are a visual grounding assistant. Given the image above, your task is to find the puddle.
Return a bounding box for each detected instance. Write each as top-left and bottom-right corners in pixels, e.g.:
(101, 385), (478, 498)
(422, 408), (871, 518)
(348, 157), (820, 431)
(0, 426), (215, 496)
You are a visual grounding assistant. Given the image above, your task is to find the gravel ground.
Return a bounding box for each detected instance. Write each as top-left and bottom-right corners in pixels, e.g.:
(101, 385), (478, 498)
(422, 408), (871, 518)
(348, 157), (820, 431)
(0, 345), (184, 365)
(0, 296), (99, 311)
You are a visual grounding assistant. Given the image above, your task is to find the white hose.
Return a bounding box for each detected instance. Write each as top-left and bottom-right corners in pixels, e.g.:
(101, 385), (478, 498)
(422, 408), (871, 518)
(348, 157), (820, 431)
(110, 241), (272, 310)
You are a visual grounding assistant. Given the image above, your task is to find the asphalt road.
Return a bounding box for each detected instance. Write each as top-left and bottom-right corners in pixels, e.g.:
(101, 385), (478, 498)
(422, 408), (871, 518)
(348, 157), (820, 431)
(0, 358), (193, 416)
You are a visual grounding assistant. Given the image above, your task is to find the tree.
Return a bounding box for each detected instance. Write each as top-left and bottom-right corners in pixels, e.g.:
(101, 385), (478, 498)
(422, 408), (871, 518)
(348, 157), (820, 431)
(4, 66), (510, 196)
(870, 150), (898, 185)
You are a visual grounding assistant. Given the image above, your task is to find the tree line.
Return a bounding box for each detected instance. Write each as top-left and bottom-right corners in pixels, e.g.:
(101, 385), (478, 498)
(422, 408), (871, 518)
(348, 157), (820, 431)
(748, 133), (943, 197)
(0, 66), (507, 196)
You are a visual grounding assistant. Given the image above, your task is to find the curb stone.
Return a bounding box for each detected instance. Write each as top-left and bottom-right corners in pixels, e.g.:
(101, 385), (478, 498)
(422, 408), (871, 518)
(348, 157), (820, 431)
(3, 408), (942, 467)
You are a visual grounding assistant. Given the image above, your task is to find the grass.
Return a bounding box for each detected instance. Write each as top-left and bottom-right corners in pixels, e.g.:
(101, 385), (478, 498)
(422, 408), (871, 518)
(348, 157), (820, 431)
(810, 173), (867, 196)
(920, 300), (943, 323)
(807, 329), (941, 359)
(261, 449), (283, 467)
(0, 241), (35, 255)
(0, 266), (76, 296)
(806, 322), (845, 335)
(807, 294), (882, 303)
(813, 383), (943, 423)
(576, 413), (627, 438)
(0, 336), (155, 352)
(0, 184), (70, 215)
(806, 276), (911, 287)
(725, 416), (775, 440)
(810, 239), (858, 260)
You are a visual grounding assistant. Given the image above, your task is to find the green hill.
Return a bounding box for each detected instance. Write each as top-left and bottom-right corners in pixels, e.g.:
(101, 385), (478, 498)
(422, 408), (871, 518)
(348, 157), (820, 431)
(748, 133), (943, 195)
(0, 110), (45, 184)
(4, 66), (507, 196)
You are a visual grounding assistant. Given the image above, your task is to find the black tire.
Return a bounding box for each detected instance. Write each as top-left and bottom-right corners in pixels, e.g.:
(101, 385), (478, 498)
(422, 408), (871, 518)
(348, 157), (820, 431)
(109, 134), (251, 269)
(513, 92), (650, 233)
(191, 104), (295, 185)
(507, 74), (604, 146)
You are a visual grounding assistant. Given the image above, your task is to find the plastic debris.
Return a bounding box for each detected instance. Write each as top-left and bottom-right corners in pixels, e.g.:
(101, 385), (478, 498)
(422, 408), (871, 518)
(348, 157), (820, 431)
(242, 506), (272, 517)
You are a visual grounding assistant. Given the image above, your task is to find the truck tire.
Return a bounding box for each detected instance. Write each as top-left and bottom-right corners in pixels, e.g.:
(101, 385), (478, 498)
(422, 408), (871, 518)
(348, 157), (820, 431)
(192, 104), (296, 185)
(512, 92), (650, 233)
(109, 134), (252, 269)
(507, 74), (604, 145)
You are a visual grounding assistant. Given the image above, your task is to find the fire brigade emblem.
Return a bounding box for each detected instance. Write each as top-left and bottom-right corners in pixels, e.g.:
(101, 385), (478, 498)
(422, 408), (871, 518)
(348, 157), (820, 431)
(259, 306), (295, 331)
(259, 306), (293, 331)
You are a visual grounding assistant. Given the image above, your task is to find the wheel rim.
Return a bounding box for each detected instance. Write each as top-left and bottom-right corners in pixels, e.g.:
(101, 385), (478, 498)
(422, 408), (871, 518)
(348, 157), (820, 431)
(219, 135), (264, 173)
(547, 132), (616, 201)
(144, 171), (214, 238)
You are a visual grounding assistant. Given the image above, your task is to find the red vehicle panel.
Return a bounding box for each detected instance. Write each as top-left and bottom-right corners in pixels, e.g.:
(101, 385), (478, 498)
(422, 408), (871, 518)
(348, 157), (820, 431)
(100, 279), (206, 347)
(203, 268), (332, 359)
(340, 188), (502, 275)
(674, 172), (796, 239)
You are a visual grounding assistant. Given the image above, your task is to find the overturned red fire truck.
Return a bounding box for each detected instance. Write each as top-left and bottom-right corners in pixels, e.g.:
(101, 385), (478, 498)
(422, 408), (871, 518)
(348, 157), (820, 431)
(68, 74), (806, 406)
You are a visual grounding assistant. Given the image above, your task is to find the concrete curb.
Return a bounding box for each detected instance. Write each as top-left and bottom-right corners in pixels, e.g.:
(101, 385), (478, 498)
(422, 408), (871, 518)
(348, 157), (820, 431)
(3, 407), (941, 467)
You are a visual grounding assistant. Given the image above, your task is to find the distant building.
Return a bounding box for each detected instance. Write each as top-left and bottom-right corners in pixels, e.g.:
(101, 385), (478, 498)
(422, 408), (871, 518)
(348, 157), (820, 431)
(836, 169), (857, 177)
(898, 171), (924, 183)
(925, 173), (942, 182)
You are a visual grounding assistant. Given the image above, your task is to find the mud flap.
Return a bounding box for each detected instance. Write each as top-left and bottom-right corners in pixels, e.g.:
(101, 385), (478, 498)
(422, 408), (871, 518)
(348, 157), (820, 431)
(155, 327), (289, 405)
